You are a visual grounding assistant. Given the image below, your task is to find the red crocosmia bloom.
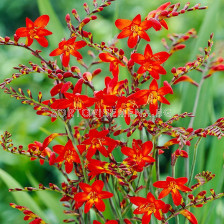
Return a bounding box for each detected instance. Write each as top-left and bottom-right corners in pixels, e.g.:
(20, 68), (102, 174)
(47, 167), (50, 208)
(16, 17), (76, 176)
(133, 79), (172, 115)
(81, 129), (118, 160)
(130, 192), (166, 224)
(131, 44), (170, 79)
(94, 90), (117, 118)
(121, 139), (155, 172)
(50, 79), (95, 119)
(49, 37), (86, 67)
(93, 220), (118, 224)
(28, 141), (52, 165)
(99, 53), (125, 76)
(15, 15), (52, 47)
(74, 180), (113, 213)
(87, 159), (112, 180)
(115, 14), (153, 48)
(53, 140), (80, 174)
(104, 76), (128, 96)
(114, 95), (139, 125)
(153, 176), (192, 206)
(145, 2), (171, 30)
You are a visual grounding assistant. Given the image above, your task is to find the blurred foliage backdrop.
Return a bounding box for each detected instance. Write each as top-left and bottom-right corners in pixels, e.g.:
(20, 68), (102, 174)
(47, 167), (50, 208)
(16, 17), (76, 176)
(0, 0), (224, 223)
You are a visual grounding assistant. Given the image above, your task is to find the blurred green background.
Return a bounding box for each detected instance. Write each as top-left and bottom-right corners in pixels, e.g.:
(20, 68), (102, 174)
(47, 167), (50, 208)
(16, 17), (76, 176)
(0, 0), (223, 223)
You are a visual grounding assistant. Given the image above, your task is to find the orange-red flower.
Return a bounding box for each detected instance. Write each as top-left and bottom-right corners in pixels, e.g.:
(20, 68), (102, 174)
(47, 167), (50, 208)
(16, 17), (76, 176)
(145, 2), (171, 30)
(115, 14), (153, 48)
(114, 95), (139, 125)
(49, 37), (86, 67)
(133, 79), (172, 115)
(153, 176), (192, 206)
(15, 15), (52, 47)
(81, 129), (118, 160)
(130, 192), (166, 224)
(74, 180), (113, 213)
(131, 44), (170, 79)
(121, 139), (155, 172)
(99, 53), (125, 76)
(50, 79), (95, 119)
(53, 140), (81, 174)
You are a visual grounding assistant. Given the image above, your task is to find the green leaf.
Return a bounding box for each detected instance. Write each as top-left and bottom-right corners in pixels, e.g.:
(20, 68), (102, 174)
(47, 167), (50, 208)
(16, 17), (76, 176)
(26, 172), (68, 223)
(37, 0), (65, 48)
(0, 169), (47, 222)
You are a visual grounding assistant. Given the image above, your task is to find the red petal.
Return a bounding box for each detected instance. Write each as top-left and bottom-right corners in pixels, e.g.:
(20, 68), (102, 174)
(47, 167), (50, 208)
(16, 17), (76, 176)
(73, 40), (87, 49)
(74, 192), (89, 202)
(84, 199), (94, 213)
(79, 182), (92, 192)
(99, 53), (115, 62)
(98, 191), (113, 199)
(144, 44), (153, 59)
(158, 96), (170, 105)
(153, 180), (169, 188)
(115, 19), (132, 30)
(149, 18), (162, 31)
(153, 51), (170, 64)
(50, 99), (72, 109)
(52, 145), (64, 154)
(149, 79), (158, 91)
(36, 36), (48, 47)
(26, 17), (34, 29)
(138, 31), (150, 41)
(175, 177), (188, 185)
(26, 37), (33, 46)
(36, 28), (52, 36)
(121, 147), (136, 157)
(178, 185), (192, 192)
(34, 15), (50, 28)
(158, 188), (171, 199)
(140, 20), (153, 30)
(94, 198), (105, 212)
(49, 48), (63, 56)
(92, 180), (104, 192)
(171, 189), (182, 206)
(50, 83), (63, 96)
(146, 192), (156, 201)
(117, 29), (132, 39)
(70, 50), (83, 59)
(131, 53), (145, 63)
(62, 52), (70, 67)
(130, 196), (148, 206)
(132, 14), (141, 25)
(142, 141), (153, 156)
(128, 33), (138, 48)
(142, 212), (152, 224)
(15, 27), (27, 37)
(180, 210), (198, 224)
(173, 75), (199, 86)
(158, 86), (171, 96)
(65, 161), (73, 173)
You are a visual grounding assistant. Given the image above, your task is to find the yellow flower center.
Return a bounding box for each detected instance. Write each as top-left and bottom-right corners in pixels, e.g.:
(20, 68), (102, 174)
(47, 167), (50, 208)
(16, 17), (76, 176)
(147, 91), (158, 104)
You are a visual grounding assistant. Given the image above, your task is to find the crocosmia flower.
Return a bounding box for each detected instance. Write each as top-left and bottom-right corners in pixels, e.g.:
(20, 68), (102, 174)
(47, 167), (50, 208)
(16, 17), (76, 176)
(74, 180), (113, 213)
(81, 129), (118, 160)
(93, 220), (118, 224)
(133, 79), (172, 115)
(99, 53), (125, 76)
(49, 37), (86, 67)
(130, 192), (166, 224)
(121, 139), (155, 172)
(131, 44), (170, 79)
(115, 14), (153, 48)
(53, 140), (81, 174)
(15, 15), (52, 47)
(153, 176), (192, 206)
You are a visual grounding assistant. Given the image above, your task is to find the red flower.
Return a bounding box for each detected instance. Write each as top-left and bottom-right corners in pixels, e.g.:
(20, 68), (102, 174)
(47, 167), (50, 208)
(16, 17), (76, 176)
(133, 79), (172, 115)
(87, 159), (112, 180)
(131, 44), (170, 79)
(121, 139), (155, 172)
(145, 2), (171, 30)
(130, 192), (166, 224)
(50, 79), (95, 119)
(114, 95), (139, 125)
(49, 37), (86, 67)
(153, 176), (192, 206)
(74, 180), (113, 213)
(93, 220), (118, 224)
(81, 129), (118, 160)
(115, 14), (153, 48)
(15, 15), (52, 47)
(99, 53), (125, 76)
(94, 90), (117, 118)
(53, 140), (81, 174)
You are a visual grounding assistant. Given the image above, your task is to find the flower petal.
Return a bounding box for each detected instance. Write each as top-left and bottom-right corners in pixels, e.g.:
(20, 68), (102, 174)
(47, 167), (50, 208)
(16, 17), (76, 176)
(117, 29), (132, 39)
(94, 198), (105, 212)
(128, 33), (138, 48)
(92, 180), (104, 192)
(15, 27), (27, 37)
(115, 19), (132, 30)
(34, 15), (50, 28)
